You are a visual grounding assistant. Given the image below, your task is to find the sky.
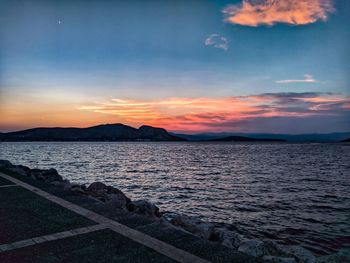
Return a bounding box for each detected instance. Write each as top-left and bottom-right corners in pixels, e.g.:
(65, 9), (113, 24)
(0, 0), (349, 133)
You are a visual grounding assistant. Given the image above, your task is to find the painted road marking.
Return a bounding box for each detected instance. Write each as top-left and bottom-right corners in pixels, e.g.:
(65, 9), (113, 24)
(0, 224), (108, 252)
(0, 172), (209, 263)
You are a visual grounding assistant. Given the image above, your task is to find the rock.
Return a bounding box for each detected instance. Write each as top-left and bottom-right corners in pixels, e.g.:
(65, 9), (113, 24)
(170, 214), (202, 233)
(46, 168), (63, 182)
(128, 200), (161, 218)
(316, 249), (350, 263)
(30, 168), (63, 183)
(50, 180), (72, 191)
(264, 241), (291, 257)
(8, 165), (31, 176)
(105, 193), (129, 208)
(169, 214), (222, 241)
(0, 161), (62, 183)
(221, 231), (246, 249)
(62, 180), (73, 190)
(280, 245), (316, 263)
(70, 184), (86, 194)
(238, 239), (267, 257)
(207, 226), (224, 241)
(86, 182), (131, 207)
(0, 159), (13, 168)
(86, 182), (106, 193)
(263, 255), (297, 263)
(237, 240), (298, 259)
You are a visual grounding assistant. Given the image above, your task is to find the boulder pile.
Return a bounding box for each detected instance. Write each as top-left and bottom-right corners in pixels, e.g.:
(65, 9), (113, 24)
(167, 213), (321, 263)
(0, 160), (160, 218)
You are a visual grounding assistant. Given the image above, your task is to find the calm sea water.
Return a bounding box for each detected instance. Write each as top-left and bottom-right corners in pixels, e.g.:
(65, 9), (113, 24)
(1, 142), (349, 255)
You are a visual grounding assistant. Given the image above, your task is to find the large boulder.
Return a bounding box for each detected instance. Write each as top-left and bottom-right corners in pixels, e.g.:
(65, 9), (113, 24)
(50, 179), (72, 189)
(316, 249), (350, 263)
(169, 214), (223, 241)
(279, 245), (316, 263)
(221, 230), (246, 248)
(128, 200), (161, 218)
(8, 165), (31, 176)
(0, 159), (13, 168)
(238, 239), (267, 257)
(30, 168), (63, 183)
(263, 256), (297, 263)
(86, 182), (131, 208)
(70, 183), (86, 193)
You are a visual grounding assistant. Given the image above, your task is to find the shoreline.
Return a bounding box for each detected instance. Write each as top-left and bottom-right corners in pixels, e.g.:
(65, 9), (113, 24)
(0, 159), (349, 263)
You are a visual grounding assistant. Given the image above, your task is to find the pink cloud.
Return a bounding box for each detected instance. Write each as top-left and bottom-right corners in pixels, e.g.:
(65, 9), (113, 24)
(78, 93), (350, 132)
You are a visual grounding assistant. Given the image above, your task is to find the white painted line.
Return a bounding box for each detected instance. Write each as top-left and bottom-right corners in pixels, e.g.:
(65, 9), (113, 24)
(0, 224), (108, 252)
(0, 172), (209, 263)
(0, 185), (19, 188)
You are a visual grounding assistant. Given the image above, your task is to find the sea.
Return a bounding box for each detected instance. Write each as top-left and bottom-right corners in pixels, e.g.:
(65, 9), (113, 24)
(1, 141), (349, 256)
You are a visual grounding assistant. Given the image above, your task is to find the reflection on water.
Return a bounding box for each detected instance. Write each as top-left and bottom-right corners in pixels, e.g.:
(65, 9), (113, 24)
(1, 142), (349, 255)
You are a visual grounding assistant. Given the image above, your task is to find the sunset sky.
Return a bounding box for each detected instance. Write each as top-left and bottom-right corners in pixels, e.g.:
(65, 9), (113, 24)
(0, 0), (349, 133)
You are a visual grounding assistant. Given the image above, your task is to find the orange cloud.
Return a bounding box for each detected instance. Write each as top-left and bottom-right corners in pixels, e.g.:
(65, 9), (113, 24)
(223, 0), (334, 26)
(2, 91), (348, 133)
(78, 93), (350, 132)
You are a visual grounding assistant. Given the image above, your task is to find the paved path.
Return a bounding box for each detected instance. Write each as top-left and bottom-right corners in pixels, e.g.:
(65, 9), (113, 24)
(0, 172), (209, 263)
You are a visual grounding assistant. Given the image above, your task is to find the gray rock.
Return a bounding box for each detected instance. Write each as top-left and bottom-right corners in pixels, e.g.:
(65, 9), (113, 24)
(238, 239), (267, 257)
(264, 241), (291, 257)
(263, 255), (297, 263)
(316, 249), (350, 263)
(0, 159), (13, 168)
(70, 184), (86, 194)
(106, 193), (130, 208)
(206, 226), (224, 241)
(8, 165), (31, 176)
(279, 245), (316, 263)
(221, 231), (246, 248)
(169, 214), (222, 241)
(50, 181), (67, 187)
(30, 168), (63, 183)
(128, 200), (161, 218)
(64, 180), (74, 190)
(170, 214), (202, 233)
(86, 182), (106, 192)
(86, 182), (131, 207)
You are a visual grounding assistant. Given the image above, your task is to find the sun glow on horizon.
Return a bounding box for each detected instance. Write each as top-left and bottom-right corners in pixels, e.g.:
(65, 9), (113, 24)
(0, 92), (349, 133)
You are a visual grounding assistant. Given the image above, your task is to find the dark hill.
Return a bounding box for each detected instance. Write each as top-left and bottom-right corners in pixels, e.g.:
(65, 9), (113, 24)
(342, 138), (350, 142)
(0, 124), (185, 141)
(210, 136), (286, 142)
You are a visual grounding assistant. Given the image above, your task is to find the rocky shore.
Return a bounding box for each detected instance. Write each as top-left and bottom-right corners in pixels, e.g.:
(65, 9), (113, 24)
(0, 159), (348, 263)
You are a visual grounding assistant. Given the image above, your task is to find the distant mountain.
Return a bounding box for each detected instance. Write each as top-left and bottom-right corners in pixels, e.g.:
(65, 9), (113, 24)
(209, 136), (285, 142)
(170, 133), (219, 141)
(0, 124), (185, 141)
(2, 125), (349, 142)
(173, 132), (350, 142)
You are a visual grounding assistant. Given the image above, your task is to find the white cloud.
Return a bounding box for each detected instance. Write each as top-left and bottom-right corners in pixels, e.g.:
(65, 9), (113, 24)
(276, 74), (318, 84)
(205, 34), (229, 51)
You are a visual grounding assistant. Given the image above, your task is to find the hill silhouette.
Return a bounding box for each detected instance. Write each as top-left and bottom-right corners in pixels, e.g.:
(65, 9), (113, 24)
(0, 124), (184, 141)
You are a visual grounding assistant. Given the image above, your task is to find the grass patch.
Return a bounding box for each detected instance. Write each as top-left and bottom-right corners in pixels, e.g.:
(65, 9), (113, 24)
(0, 229), (175, 263)
(0, 187), (95, 243)
(0, 176), (14, 186)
